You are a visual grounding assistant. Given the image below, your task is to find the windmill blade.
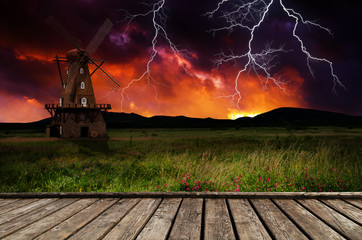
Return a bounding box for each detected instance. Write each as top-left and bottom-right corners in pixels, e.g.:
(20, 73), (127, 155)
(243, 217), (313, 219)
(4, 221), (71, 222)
(46, 15), (81, 49)
(86, 18), (114, 54)
(89, 62), (121, 91)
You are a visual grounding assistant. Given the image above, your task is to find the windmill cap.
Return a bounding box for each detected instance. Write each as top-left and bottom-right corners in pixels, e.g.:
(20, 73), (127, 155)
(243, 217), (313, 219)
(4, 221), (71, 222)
(66, 49), (90, 61)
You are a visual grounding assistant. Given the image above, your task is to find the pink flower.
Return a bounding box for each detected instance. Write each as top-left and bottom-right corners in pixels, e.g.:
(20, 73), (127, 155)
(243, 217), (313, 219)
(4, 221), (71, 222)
(259, 177), (262, 181)
(267, 178), (270, 182)
(256, 188), (259, 191)
(238, 175), (241, 180)
(186, 188), (189, 191)
(157, 185), (161, 188)
(164, 183), (168, 187)
(252, 171), (255, 174)
(234, 180), (237, 183)
(274, 183), (277, 188)
(185, 182), (188, 186)
(301, 187), (305, 191)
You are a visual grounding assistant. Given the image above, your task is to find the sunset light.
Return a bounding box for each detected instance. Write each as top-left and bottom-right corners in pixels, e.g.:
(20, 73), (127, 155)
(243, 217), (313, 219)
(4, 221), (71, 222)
(228, 110), (259, 120)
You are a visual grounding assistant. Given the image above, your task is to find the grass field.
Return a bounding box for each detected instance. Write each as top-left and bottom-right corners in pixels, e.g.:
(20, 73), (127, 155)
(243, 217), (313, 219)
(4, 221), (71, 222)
(0, 127), (361, 192)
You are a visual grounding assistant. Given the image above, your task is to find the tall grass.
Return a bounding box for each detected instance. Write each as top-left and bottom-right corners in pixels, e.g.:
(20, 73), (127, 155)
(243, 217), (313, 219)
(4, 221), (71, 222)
(0, 129), (360, 192)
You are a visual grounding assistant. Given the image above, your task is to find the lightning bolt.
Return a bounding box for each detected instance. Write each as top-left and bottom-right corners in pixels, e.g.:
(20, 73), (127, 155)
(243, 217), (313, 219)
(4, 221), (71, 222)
(206, 0), (345, 110)
(118, 0), (194, 110)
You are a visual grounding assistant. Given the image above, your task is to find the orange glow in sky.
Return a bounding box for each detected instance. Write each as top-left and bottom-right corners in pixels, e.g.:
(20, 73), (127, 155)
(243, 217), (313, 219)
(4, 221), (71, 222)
(0, 47), (305, 122)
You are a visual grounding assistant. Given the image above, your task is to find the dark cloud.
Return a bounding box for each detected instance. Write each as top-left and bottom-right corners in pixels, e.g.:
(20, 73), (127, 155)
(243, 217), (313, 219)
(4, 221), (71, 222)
(0, 0), (361, 121)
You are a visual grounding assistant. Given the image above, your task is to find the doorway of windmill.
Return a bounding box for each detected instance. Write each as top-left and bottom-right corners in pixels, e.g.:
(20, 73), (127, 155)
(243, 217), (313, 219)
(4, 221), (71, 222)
(81, 127), (89, 137)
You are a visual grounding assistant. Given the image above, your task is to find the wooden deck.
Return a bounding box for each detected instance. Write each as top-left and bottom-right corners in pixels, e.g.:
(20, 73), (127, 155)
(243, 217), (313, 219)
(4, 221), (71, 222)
(0, 192), (361, 239)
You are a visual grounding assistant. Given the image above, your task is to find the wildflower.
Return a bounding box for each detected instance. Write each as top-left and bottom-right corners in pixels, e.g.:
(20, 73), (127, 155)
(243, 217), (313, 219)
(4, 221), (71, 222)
(274, 183), (277, 188)
(164, 183), (168, 188)
(252, 171), (255, 174)
(259, 177), (262, 181)
(256, 188), (259, 191)
(301, 187), (305, 191)
(186, 188), (189, 191)
(234, 180), (237, 183)
(267, 178), (270, 182)
(185, 182), (188, 186)
(238, 175), (241, 180)
(157, 185), (161, 189)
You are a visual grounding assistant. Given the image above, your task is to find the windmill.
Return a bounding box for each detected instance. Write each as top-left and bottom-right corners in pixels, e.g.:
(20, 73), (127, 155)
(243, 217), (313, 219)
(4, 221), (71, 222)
(45, 15), (121, 138)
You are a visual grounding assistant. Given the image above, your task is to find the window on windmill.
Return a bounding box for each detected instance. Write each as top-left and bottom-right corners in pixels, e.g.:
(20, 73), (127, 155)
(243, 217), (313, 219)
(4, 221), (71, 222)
(80, 68), (84, 74)
(81, 97), (87, 107)
(81, 82), (85, 89)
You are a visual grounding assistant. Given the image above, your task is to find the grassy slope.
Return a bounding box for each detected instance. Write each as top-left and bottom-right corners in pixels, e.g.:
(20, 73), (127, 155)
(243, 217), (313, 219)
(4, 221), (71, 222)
(0, 127), (361, 192)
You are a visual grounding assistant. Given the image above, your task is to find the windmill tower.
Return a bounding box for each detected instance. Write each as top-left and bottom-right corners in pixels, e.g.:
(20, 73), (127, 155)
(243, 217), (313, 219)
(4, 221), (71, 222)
(45, 15), (120, 138)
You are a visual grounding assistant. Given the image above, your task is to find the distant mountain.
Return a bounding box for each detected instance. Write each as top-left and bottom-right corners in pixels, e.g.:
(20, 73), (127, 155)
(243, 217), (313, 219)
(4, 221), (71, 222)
(245, 107), (362, 127)
(0, 107), (361, 130)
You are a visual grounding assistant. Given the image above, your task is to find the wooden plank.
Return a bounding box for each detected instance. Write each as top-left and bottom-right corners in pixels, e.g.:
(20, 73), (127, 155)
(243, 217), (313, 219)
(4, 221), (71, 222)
(344, 199), (362, 209)
(136, 198), (182, 240)
(0, 198), (78, 238)
(274, 199), (345, 239)
(322, 199), (362, 225)
(35, 198), (117, 240)
(298, 199), (362, 240)
(68, 198), (141, 240)
(0, 198), (38, 215)
(0, 199), (20, 207)
(204, 198), (235, 240)
(168, 198), (203, 240)
(2, 198), (97, 240)
(0, 198), (58, 225)
(1, 191), (361, 199)
(250, 199), (307, 240)
(103, 198), (162, 240)
(228, 199), (272, 240)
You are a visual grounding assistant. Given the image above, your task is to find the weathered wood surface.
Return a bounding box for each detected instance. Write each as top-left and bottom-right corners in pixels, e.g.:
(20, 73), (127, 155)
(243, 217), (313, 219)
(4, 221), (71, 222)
(204, 198), (235, 240)
(251, 199), (307, 239)
(0, 194), (361, 240)
(168, 198), (203, 240)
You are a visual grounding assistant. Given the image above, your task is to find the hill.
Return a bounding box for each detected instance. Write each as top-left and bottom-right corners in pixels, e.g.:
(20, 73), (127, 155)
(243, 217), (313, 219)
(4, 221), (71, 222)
(0, 107), (361, 130)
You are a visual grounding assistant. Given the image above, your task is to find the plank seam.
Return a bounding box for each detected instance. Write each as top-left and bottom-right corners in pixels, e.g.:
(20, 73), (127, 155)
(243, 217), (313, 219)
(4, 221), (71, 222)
(0, 198), (39, 215)
(342, 199), (362, 210)
(318, 199), (362, 227)
(270, 199), (313, 240)
(0, 198), (80, 239)
(31, 198), (100, 239)
(64, 198), (121, 240)
(296, 199), (351, 240)
(133, 198), (164, 239)
(0, 198), (58, 226)
(96, 198), (142, 240)
(164, 198), (183, 240)
(201, 198), (205, 240)
(247, 198), (276, 240)
(0, 199), (21, 208)
(225, 199), (240, 240)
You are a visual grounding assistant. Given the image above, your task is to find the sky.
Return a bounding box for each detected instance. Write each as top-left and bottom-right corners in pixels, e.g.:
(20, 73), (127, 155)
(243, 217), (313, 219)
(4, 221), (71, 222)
(0, 0), (361, 122)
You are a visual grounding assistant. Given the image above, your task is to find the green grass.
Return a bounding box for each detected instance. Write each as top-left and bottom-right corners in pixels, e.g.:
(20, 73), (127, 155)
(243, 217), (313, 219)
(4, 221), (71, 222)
(0, 127), (361, 192)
